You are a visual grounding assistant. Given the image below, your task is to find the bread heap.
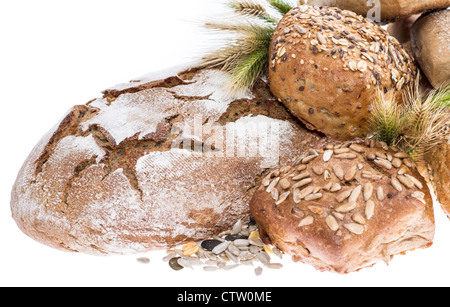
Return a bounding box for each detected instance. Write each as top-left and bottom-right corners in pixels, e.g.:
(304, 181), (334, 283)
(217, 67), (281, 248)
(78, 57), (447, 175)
(309, 0), (450, 23)
(268, 5), (416, 140)
(10, 65), (330, 255)
(250, 140), (435, 273)
(10, 1), (448, 274)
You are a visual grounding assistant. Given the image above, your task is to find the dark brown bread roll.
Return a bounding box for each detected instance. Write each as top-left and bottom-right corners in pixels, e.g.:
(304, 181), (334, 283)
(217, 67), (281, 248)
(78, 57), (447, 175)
(10, 64), (331, 255)
(411, 9), (450, 87)
(309, 0), (450, 23)
(250, 140), (435, 273)
(268, 6), (416, 140)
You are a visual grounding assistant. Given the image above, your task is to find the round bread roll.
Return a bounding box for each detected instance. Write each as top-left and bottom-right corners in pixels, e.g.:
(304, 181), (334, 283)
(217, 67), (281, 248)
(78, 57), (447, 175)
(10, 64), (330, 255)
(250, 140), (435, 273)
(268, 5), (416, 140)
(411, 9), (450, 87)
(309, 0), (450, 23)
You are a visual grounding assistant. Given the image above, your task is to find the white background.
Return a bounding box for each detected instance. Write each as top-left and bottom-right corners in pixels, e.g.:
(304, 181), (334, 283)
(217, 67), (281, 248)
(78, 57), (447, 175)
(1, 0), (449, 287)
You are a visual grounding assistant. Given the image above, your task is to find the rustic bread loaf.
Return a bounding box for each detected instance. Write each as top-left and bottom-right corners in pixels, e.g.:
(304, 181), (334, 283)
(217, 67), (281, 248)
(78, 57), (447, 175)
(309, 0), (450, 23)
(268, 5), (416, 140)
(10, 64), (331, 255)
(411, 9), (450, 87)
(250, 140), (435, 273)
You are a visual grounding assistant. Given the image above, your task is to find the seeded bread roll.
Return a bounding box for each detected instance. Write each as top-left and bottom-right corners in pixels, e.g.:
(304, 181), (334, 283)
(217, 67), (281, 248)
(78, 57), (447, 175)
(10, 64), (330, 255)
(268, 6), (416, 140)
(411, 9), (450, 87)
(309, 0), (450, 23)
(250, 140), (435, 273)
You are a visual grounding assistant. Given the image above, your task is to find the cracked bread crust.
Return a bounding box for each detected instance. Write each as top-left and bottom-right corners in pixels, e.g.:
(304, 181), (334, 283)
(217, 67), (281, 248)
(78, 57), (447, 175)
(250, 140), (435, 273)
(11, 65), (331, 255)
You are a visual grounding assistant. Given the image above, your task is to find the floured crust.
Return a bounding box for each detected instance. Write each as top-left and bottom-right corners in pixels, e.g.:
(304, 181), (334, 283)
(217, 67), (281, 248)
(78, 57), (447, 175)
(250, 140), (435, 273)
(268, 6), (416, 140)
(10, 65), (331, 255)
(310, 0), (450, 23)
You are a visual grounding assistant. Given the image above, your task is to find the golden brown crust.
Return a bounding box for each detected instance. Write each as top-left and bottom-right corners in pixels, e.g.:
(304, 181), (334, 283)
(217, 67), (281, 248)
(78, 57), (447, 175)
(268, 6), (416, 140)
(310, 0), (450, 23)
(427, 132), (450, 219)
(250, 140), (435, 273)
(411, 9), (450, 87)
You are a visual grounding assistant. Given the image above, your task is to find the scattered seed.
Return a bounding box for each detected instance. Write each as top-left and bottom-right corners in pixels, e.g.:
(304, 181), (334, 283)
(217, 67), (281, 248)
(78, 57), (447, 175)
(404, 174), (423, 189)
(330, 182), (342, 192)
(169, 257), (184, 271)
(203, 266), (219, 272)
(365, 200), (375, 220)
(271, 188), (279, 201)
(256, 251), (271, 265)
(344, 223), (365, 235)
(266, 263), (283, 269)
(411, 191), (426, 204)
(302, 155), (318, 164)
(323, 150), (333, 162)
(279, 178), (291, 190)
(212, 241), (231, 254)
(397, 175), (414, 189)
(392, 158), (402, 168)
(292, 171), (310, 181)
(276, 191), (290, 205)
(374, 158), (392, 170)
(344, 166), (357, 181)
(391, 176), (403, 192)
(305, 193), (323, 201)
(136, 257), (150, 264)
(357, 60), (367, 72)
(349, 144), (365, 153)
(336, 201), (358, 213)
(336, 189), (352, 202)
(308, 205), (324, 214)
(291, 206), (305, 218)
(377, 186), (385, 201)
(266, 177), (280, 193)
(298, 216), (314, 227)
(352, 212), (366, 225)
(333, 164), (344, 180)
(294, 24), (307, 34)
(263, 245), (274, 255)
(231, 219), (243, 234)
(394, 152), (409, 158)
(292, 178), (313, 189)
(348, 185), (362, 202)
(334, 153), (357, 159)
(255, 266), (263, 276)
(312, 165), (324, 175)
(249, 238), (264, 247)
(233, 239), (249, 247)
(325, 215), (339, 231)
(363, 182), (373, 201)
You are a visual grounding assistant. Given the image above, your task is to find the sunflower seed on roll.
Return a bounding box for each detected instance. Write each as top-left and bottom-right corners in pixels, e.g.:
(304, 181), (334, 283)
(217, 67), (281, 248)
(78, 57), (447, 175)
(250, 140), (435, 274)
(268, 6), (416, 140)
